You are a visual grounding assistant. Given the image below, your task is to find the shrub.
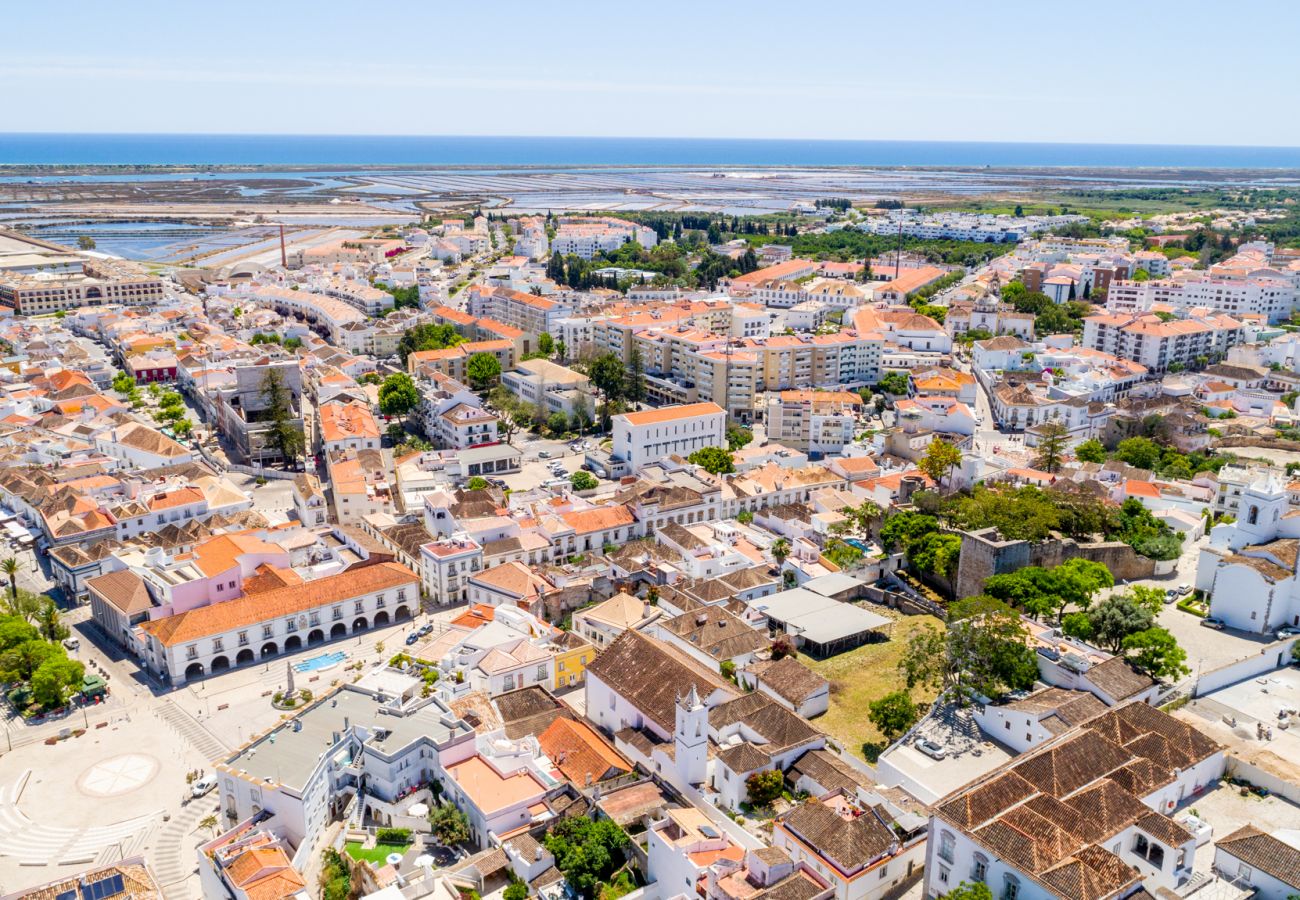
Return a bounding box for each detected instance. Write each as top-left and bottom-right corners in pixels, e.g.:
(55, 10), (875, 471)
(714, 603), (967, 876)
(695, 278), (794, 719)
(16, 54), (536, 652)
(745, 769), (785, 806)
(376, 827), (413, 844)
(300, 689), (312, 703)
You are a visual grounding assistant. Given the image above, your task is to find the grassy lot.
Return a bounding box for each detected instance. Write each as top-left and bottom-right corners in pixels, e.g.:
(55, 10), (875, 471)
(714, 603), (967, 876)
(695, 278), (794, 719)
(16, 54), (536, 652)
(344, 841), (411, 864)
(798, 612), (943, 761)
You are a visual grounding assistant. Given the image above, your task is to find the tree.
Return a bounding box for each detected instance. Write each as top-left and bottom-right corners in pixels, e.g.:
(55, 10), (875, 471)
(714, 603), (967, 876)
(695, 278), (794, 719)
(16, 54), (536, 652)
(1, 558), (19, 603)
(770, 538), (791, 567)
(899, 597), (1038, 704)
(466, 476), (489, 491)
(466, 353), (502, 391)
(504, 882), (528, 900)
(623, 345), (647, 405)
(945, 883), (994, 900)
(538, 332), (555, 357)
(1075, 438), (1107, 464)
(985, 559), (1112, 622)
(586, 353), (625, 425)
(770, 635), (795, 660)
(1115, 436), (1164, 471)
(428, 802), (470, 846)
(726, 425), (754, 452)
(543, 816), (629, 900)
(570, 471), (599, 491)
(907, 532), (962, 579)
(868, 690), (921, 741)
(546, 411), (569, 434)
(877, 371), (909, 395)
(1122, 627), (1190, 680)
(282, 336), (302, 350)
(36, 599), (67, 643)
(30, 654), (84, 709)
(378, 373), (420, 421)
(919, 438), (962, 489)
(77, 235), (96, 250)
(879, 511), (938, 553)
(259, 369), (303, 466)
(687, 446), (734, 475)
(737, 508), (754, 524)
(397, 323), (465, 363)
(1081, 592), (1156, 652)
(745, 769), (785, 806)
(1033, 421), (1069, 473)
(199, 814), (219, 835)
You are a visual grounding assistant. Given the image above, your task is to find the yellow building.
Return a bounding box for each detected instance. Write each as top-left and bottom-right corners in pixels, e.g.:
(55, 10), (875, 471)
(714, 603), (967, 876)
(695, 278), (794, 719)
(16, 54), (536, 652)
(550, 631), (594, 690)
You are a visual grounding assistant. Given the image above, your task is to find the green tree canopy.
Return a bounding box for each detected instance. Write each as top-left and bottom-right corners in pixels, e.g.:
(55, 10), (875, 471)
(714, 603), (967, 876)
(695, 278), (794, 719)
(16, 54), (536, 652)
(378, 373), (420, 420)
(687, 446), (735, 475)
(1115, 437), (1164, 471)
(1074, 438), (1107, 463)
(466, 353), (502, 391)
(867, 690), (922, 740)
(398, 323), (465, 363)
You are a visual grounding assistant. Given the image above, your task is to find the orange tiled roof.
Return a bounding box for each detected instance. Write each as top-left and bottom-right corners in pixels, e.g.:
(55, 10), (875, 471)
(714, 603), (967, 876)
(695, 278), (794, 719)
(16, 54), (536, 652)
(141, 562), (417, 646)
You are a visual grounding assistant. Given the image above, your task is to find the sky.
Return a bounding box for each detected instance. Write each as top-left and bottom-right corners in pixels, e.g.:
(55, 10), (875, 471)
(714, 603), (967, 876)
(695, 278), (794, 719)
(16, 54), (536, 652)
(5, 0), (1297, 146)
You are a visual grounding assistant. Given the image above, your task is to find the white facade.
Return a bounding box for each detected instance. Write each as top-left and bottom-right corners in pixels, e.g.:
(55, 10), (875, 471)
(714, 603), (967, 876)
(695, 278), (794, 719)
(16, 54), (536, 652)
(612, 402), (728, 473)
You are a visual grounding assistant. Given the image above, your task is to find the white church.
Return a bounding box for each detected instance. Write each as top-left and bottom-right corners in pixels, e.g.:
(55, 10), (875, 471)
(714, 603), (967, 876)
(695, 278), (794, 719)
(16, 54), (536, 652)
(1196, 471), (1300, 634)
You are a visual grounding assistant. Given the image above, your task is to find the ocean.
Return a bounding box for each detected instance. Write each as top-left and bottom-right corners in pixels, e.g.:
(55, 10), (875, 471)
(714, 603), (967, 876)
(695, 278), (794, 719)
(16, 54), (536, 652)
(3, 134), (1300, 169)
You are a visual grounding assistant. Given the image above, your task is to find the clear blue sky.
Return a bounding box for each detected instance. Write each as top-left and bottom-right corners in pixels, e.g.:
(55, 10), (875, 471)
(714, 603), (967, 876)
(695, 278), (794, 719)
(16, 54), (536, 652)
(5, 0), (1294, 145)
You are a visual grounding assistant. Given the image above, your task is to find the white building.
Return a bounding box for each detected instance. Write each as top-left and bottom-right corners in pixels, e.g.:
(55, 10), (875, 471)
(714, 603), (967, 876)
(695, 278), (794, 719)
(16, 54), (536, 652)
(216, 682), (477, 855)
(612, 402), (728, 474)
(924, 702), (1224, 900)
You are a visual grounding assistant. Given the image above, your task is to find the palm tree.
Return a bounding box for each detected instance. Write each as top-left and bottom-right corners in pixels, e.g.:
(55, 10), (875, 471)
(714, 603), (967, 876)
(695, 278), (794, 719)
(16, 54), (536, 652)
(199, 814), (218, 835)
(1, 558), (19, 603)
(770, 538), (791, 568)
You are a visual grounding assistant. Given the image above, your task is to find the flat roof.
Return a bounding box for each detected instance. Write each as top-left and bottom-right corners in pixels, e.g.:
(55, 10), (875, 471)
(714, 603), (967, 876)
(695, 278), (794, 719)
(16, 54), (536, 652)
(802, 573), (864, 597)
(447, 755), (547, 814)
(749, 588), (889, 644)
(458, 444), (522, 463)
(222, 686), (472, 792)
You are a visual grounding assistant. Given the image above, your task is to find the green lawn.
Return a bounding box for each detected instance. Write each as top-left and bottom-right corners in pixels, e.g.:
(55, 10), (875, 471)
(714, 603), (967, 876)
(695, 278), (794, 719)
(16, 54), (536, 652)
(798, 613), (943, 761)
(344, 841), (411, 864)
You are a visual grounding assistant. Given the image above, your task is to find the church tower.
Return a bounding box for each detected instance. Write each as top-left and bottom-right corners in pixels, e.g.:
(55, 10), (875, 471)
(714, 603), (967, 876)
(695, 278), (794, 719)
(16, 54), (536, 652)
(674, 684), (709, 785)
(1236, 471), (1288, 546)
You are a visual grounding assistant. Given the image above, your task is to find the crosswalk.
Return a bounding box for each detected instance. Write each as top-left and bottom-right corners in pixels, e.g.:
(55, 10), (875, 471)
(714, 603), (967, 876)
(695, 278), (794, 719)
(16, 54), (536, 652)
(155, 701), (229, 762)
(0, 771), (158, 867)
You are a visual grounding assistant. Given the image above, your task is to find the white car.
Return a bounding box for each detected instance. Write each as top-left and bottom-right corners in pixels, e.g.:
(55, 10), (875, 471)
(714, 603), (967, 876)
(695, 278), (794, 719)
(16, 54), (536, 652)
(191, 775), (217, 798)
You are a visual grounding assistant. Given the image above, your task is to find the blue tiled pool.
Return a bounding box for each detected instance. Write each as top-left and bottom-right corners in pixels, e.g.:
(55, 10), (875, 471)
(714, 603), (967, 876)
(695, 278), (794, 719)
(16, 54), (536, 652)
(294, 651), (346, 673)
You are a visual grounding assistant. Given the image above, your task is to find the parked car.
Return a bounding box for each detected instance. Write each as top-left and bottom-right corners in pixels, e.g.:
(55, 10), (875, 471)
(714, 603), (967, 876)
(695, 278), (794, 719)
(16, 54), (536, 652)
(191, 776), (217, 798)
(405, 632), (420, 646)
(1201, 617), (1226, 630)
(1177, 584), (1193, 596)
(1164, 589), (1179, 603)
(914, 738), (947, 760)
(418, 623), (434, 637)
(538, 450), (552, 459)
(62, 637), (79, 651)
(1277, 626), (1300, 640)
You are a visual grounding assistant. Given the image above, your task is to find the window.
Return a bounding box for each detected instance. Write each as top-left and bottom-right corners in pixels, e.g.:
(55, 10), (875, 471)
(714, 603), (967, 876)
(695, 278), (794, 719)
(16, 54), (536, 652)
(1237, 863), (1252, 881)
(332, 606), (342, 620)
(1002, 874), (1019, 900)
(212, 638), (224, 652)
(879, 865), (888, 880)
(286, 618), (297, 633)
(938, 831), (955, 864)
(559, 661), (566, 672)
(938, 866), (949, 885)
(237, 631), (248, 646)
(354, 600), (364, 614)
(537, 665), (548, 681)
(262, 625), (273, 639)
(972, 854), (988, 883)
(186, 645), (197, 660)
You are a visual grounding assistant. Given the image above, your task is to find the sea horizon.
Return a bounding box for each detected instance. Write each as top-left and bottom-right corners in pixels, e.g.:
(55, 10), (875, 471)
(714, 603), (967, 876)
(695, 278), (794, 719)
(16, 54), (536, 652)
(5, 133), (1300, 170)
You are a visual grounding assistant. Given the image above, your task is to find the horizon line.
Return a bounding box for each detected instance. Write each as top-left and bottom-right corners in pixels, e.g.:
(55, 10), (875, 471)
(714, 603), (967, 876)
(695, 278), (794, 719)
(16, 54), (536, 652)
(4, 132), (1300, 152)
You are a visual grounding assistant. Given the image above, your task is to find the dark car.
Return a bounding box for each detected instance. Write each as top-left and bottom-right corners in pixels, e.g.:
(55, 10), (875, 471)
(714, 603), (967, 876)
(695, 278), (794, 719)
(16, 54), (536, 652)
(405, 632), (420, 645)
